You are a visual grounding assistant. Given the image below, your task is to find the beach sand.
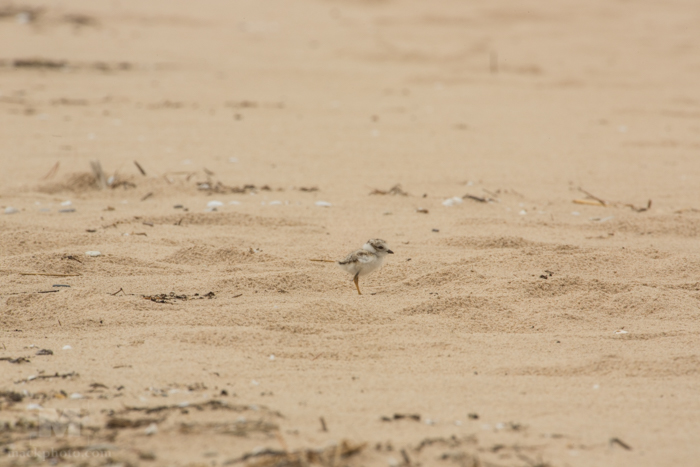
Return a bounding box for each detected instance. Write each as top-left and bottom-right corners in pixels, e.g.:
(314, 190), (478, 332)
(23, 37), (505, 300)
(1, 1), (700, 465)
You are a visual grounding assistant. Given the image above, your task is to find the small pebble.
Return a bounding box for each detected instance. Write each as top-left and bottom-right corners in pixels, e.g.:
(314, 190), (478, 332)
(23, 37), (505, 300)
(70, 393), (83, 399)
(86, 251), (101, 257)
(60, 200), (72, 206)
(4, 207), (19, 214)
(62, 345), (72, 350)
(59, 208), (76, 213)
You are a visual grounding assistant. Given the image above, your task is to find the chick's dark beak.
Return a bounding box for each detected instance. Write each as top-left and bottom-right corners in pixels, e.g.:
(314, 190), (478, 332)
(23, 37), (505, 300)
(387, 250), (394, 254)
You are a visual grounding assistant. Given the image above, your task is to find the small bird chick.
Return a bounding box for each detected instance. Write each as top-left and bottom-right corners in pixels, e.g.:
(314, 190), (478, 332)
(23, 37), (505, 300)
(337, 239), (394, 295)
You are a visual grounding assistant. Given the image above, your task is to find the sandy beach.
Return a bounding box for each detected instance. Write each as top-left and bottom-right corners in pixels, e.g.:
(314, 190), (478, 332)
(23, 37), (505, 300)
(1, 0), (700, 465)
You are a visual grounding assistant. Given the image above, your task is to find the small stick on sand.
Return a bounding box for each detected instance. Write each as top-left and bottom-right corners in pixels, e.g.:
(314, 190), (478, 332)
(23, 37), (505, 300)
(20, 273), (82, 277)
(573, 199), (605, 207)
(320, 417), (328, 432)
(134, 160), (147, 176)
(310, 259), (336, 263)
(140, 192), (153, 201)
(578, 187), (607, 206)
(626, 199), (652, 212)
(41, 161), (60, 180)
(610, 437), (632, 450)
(463, 194), (488, 203)
(111, 287), (126, 296)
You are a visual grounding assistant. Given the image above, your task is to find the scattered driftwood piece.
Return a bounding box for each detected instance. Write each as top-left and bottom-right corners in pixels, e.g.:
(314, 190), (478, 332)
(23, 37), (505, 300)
(224, 440), (365, 466)
(19, 272), (81, 277)
(610, 437), (632, 451)
(370, 184), (408, 196)
(121, 399), (269, 416)
(381, 413), (420, 422)
(106, 417), (162, 429)
(463, 194), (488, 203)
(134, 160), (147, 176)
(310, 259), (336, 263)
(416, 208), (429, 214)
(15, 371), (78, 384)
(298, 186), (319, 192)
(463, 192), (499, 203)
(140, 192), (153, 201)
(576, 187), (651, 213)
(197, 182), (271, 194)
(0, 357), (30, 364)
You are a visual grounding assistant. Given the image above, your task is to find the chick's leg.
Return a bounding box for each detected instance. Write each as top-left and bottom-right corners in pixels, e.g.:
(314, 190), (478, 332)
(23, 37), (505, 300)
(353, 273), (362, 295)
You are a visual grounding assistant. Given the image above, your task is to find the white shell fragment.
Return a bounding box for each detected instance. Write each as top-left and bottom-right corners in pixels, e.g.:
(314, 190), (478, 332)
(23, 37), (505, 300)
(86, 251), (101, 257)
(70, 393), (84, 399)
(614, 329), (628, 335)
(4, 207), (19, 214)
(442, 197), (463, 207)
(62, 345), (72, 350)
(207, 200), (224, 208)
(315, 201), (332, 207)
(145, 423), (158, 435)
(26, 404), (43, 411)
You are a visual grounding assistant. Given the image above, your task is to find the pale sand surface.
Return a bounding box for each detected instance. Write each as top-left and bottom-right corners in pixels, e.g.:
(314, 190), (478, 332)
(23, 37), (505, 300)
(1, 1), (700, 466)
